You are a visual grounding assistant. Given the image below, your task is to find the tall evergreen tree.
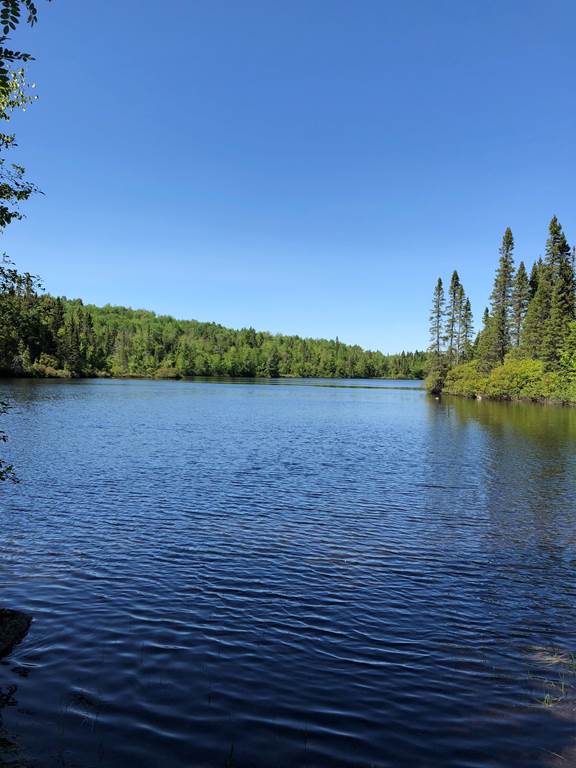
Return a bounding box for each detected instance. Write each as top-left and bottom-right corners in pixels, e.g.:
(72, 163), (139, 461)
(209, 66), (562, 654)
(429, 278), (445, 359)
(488, 227), (515, 365)
(444, 270), (462, 365)
(529, 258), (542, 299)
(522, 264), (552, 360)
(458, 295), (474, 361)
(541, 217), (575, 366)
(476, 307), (495, 370)
(511, 260), (530, 347)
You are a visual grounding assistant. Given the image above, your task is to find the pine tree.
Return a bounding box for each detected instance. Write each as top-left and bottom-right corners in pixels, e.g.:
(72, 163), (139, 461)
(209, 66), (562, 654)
(511, 260), (530, 347)
(488, 227), (515, 364)
(429, 278), (445, 358)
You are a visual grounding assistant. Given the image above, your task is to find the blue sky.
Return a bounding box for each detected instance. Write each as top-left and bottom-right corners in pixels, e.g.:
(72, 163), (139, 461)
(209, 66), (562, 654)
(3, 0), (575, 352)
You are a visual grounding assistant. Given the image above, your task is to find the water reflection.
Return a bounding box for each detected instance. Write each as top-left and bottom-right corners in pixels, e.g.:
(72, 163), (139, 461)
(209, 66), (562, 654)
(442, 396), (576, 542)
(446, 394), (576, 443)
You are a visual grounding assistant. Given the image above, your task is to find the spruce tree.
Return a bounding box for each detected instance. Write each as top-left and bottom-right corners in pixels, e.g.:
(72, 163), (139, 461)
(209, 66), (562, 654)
(541, 217), (575, 366)
(429, 278), (445, 359)
(544, 216), (571, 275)
(488, 227), (515, 364)
(529, 259), (542, 299)
(476, 307), (495, 370)
(522, 264), (552, 360)
(444, 271), (462, 365)
(459, 296), (474, 361)
(511, 260), (530, 347)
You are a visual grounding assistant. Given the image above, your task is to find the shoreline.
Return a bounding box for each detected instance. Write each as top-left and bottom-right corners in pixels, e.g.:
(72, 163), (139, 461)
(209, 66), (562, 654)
(0, 372), (424, 383)
(436, 389), (576, 408)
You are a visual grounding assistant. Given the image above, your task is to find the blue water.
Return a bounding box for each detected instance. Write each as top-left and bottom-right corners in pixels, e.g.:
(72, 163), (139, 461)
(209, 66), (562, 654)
(1, 378), (575, 767)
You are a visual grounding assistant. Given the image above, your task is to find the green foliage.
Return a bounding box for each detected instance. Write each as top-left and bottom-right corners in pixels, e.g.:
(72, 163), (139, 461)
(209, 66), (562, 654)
(511, 260), (530, 348)
(425, 350), (448, 394)
(0, 3), (45, 230)
(529, 259), (542, 299)
(431, 217), (576, 404)
(429, 271), (472, 377)
(482, 227), (515, 367)
(424, 370), (444, 395)
(474, 308), (494, 372)
(522, 264), (552, 360)
(0, 273), (428, 380)
(0, 1), (47, 480)
(154, 367), (182, 380)
(483, 358), (548, 400)
(0, 1), (44, 94)
(542, 218), (575, 366)
(443, 357), (574, 403)
(428, 277), (444, 359)
(443, 361), (488, 398)
(559, 321), (576, 382)
(445, 271), (461, 365)
(459, 295), (474, 361)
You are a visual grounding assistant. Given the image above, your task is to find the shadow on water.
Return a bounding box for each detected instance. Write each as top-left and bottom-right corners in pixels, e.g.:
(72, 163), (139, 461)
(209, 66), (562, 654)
(0, 683), (28, 768)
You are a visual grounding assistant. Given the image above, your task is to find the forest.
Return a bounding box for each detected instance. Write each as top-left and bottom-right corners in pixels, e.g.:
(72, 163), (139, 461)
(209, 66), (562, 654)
(427, 217), (576, 404)
(0, 263), (426, 380)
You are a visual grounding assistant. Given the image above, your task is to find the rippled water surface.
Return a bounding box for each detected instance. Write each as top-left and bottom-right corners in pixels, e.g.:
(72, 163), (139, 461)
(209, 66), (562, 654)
(1, 378), (576, 768)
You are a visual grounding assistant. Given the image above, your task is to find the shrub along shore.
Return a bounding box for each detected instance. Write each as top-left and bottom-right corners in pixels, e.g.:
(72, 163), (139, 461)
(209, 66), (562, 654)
(441, 357), (576, 406)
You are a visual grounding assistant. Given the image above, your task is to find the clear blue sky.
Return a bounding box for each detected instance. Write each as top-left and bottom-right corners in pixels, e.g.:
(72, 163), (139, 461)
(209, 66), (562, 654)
(3, 0), (575, 352)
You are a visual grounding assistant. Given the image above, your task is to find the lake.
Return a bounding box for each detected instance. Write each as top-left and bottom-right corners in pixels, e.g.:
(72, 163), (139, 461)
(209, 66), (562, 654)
(1, 378), (575, 768)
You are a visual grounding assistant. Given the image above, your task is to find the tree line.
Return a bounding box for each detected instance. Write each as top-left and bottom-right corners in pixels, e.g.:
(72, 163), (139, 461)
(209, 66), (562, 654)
(427, 217), (576, 403)
(0, 265), (426, 380)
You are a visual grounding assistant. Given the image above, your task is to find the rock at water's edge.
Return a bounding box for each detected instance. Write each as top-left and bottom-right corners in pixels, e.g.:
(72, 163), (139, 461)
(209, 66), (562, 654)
(0, 609), (32, 659)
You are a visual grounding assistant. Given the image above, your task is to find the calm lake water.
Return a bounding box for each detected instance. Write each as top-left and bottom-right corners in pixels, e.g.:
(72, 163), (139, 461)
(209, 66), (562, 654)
(1, 378), (575, 768)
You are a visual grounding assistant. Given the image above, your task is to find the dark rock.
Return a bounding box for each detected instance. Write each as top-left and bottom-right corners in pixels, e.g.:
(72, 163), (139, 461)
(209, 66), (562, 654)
(0, 609), (32, 659)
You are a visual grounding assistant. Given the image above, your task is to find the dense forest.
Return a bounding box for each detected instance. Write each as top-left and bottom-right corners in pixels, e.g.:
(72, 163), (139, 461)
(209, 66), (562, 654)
(0, 262), (426, 380)
(428, 216), (576, 404)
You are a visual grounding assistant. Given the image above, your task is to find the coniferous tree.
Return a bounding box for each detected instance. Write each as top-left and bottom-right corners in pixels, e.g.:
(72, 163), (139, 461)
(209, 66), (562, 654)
(455, 283), (465, 361)
(529, 258), (542, 299)
(541, 217), (575, 366)
(488, 227), (515, 364)
(459, 296), (474, 361)
(476, 307), (494, 370)
(511, 260), (530, 347)
(429, 278), (445, 359)
(522, 264), (552, 360)
(444, 270), (462, 366)
(425, 277), (447, 393)
(559, 321), (576, 381)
